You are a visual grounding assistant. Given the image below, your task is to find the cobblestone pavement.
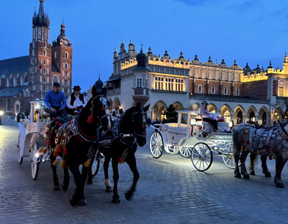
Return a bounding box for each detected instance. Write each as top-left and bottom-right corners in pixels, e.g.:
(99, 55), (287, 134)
(1, 121), (288, 224)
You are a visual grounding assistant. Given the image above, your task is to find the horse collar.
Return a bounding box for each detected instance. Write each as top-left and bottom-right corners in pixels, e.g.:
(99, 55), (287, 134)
(71, 115), (99, 144)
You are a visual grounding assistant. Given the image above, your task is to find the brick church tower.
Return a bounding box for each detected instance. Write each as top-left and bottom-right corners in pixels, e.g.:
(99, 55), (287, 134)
(28, 0), (72, 100)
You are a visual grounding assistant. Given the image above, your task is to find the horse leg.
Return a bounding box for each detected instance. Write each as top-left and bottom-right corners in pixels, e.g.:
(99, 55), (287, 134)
(86, 156), (94, 185)
(111, 157), (120, 204)
(240, 151), (250, 179)
(248, 153), (257, 175)
(274, 156), (287, 188)
(233, 143), (241, 178)
(104, 156), (112, 192)
(69, 161), (87, 206)
(61, 167), (70, 191)
(260, 155), (271, 177)
(50, 154), (60, 191)
(125, 154), (139, 201)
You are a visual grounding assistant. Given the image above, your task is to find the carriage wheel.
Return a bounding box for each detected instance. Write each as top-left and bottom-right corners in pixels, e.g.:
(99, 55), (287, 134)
(149, 131), (164, 159)
(191, 142), (213, 172)
(91, 158), (101, 176)
(31, 142), (40, 180)
(179, 146), (192, 158)
(17, 134), (23, 164)
(222, 151), (236, 169)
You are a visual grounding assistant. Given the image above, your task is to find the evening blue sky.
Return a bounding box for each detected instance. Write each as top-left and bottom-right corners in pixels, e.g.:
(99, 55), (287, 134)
(0, 0), (288, 91)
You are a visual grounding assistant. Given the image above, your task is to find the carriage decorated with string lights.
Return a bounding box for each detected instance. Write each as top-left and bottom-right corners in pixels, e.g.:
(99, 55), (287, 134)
(149, 110), (235, 171)
(17, 100), (50, 180)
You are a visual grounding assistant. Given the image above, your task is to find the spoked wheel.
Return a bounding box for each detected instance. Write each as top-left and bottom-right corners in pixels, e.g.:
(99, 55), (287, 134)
(191, 142), (213, 172)
(91, 158), (101, 176)
(179, 146), (192, 158)
(17, 134), (23, 164)
(31, 142), (40, 180)
(222, 151), (236, 169)
(150, 131), (164, 159)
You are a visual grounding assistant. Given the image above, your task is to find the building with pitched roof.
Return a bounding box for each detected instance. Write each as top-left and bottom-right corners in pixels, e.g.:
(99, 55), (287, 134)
(0, 0), (72, 115)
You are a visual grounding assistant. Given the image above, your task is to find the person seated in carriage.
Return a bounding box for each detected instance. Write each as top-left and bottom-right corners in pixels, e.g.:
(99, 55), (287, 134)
(198, 100), (218, 132)
(44, 82), (67, 119)
(65, 85), (87, 116)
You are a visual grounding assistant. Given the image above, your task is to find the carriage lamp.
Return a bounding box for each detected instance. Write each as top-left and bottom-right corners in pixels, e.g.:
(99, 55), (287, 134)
(35, 152), (40, 159)
(35, 102), (41, 110)
(0, 110), (4, 116)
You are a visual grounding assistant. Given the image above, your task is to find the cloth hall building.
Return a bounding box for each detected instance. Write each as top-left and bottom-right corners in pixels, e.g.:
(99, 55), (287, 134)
(107, 41), (288, 126)
(0, 0), (72, 115)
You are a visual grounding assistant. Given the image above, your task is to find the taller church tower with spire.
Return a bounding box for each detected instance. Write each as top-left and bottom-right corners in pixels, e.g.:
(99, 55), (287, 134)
(28, 0), (72, 99)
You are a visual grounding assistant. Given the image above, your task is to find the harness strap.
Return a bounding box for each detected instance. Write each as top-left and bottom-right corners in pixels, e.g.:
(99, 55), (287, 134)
(280, 122), (288, 137)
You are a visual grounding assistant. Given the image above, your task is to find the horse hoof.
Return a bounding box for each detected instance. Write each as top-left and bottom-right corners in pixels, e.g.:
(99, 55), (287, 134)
(105, 186), (112, 192)
(87, 178), (93, 185)
(276, 183), (284, 188)
(263, 171), (271, 178)
(249, 171), (255, 175)
(53, 185), (60, 191)
(125, 191), (133, 200)
(61, 183), (68, 191)
(112, 197), (120, 204)
(243, 174), (250, 179)
(234, 173), (241, 178)
(274, 178), (284, 188)
(69, 197), (87, 206)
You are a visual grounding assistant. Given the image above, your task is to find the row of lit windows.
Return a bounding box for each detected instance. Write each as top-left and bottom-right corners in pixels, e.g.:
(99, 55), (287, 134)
(154, 77), (184, 91)
(197, 84), (240, 96)
(149, 66), (188, 75)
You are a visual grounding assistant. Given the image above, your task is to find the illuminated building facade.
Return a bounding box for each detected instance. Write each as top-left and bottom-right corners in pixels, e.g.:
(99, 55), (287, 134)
(0, 0), (72, 115)
(107, 41), (288, 125)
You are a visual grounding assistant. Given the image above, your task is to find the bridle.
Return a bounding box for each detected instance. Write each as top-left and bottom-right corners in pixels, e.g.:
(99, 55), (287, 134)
(73, 95), (110, 143)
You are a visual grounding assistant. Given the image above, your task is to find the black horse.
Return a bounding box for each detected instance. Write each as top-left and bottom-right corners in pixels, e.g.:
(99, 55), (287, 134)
(48, 95), (111, 206)
(98, 103), (149, 203)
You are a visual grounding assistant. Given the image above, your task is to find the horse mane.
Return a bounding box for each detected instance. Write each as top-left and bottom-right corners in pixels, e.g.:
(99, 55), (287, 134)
(77, 98), (98, 138)
(119, 107), (135, 134)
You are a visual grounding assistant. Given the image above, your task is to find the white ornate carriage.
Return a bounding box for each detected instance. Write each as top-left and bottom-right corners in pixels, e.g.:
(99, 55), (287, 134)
(17, 100), (50, 179)
(149, 110), (235, 171)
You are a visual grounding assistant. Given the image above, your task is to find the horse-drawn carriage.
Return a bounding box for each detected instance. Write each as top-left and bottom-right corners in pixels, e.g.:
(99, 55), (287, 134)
(17, 100), (50, 180)
(149, 110), (235, 171)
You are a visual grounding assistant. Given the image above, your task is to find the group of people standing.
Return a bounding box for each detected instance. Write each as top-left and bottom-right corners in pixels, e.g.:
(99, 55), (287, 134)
(44, 82), (87, 118)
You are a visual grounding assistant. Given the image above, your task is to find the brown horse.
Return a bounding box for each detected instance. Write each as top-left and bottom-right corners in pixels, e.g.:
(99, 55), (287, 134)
(49, 95), (111, 206)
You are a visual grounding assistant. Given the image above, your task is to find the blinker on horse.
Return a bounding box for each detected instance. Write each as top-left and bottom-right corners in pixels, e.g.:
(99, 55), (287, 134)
(233, 121), (288, 188)
(48, 95), (110, 206)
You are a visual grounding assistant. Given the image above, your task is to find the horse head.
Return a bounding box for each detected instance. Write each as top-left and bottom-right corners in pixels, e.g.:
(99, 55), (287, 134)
(130, 103), (150, 147)
(89, 95), (111, 132)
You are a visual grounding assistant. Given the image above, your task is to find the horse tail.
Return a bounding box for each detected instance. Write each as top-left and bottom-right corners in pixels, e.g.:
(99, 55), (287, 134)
(232, 126), (241, 157)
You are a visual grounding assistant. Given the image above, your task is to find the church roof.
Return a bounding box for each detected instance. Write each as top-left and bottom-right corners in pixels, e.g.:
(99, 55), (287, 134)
(0, 56), (29, 75)
(0, 86), (25, 97)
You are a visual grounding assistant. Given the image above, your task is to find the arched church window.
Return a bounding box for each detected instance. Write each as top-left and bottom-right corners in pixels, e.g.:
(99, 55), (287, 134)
(65, 52), (69, 59)
(43, 50), (46, 56)
(211, 86), (215, 94)
(236, 88), (240, 96)
(52, 76), (59, 88)
(198, 84), (202, 93)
